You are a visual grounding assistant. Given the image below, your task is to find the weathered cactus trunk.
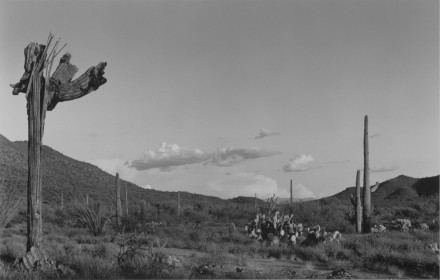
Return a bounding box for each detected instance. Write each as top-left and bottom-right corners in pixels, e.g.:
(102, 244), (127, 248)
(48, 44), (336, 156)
(86, 193), (89, 205)
(140, 200), (147, 226)
(355, 170), (362, 233)
(26, 63), (45, 252)
(177, 192), (181, 217)
(115, 173), (122, 226)
(362, 115), (371, 233)
(10, 35), (107, 257)
(290, 179), (293, 203)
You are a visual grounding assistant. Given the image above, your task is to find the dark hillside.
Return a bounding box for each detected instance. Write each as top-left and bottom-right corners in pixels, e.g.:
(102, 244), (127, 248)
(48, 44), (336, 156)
(281, 174), (439, 232)
(0, 134), (240, 219)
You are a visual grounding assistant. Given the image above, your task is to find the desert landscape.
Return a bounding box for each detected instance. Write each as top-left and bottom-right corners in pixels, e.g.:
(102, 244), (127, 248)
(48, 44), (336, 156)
(0, 0), (438, 279)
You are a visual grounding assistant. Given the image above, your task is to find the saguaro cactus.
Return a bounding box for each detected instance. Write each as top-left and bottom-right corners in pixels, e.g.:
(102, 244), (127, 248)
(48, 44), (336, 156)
(9, 34), (107, 252)
(363, 115), (371, 233)
(177, 192), (181, 217)
(254, 193), (257, 212)
(60, 190), (64, 209)
(140, 200), (147, 226)
(125, 185), (129, 216)
(115, 173), (122, 226)
(290, 179), (293, 203)
(355, 170), (362, 233)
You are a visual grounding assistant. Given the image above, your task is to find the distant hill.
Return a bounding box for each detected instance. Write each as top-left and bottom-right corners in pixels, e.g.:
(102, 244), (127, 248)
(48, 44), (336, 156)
(1, 133), (438, 230)
(281, 174), (439, 232)
(0, 134), (237, 212)
(277, 197), (315, 204)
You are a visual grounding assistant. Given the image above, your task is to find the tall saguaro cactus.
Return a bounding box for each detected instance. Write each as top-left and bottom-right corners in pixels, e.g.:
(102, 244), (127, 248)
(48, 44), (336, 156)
(10, 34), (107, 252)
(140, 200), (147, 226)
(363, 115), (371, 233)
(290, 179), (293, 203)
(115, 173), (122, 226)
(60, 190), (64, 210)
(125, 185), (129, 216)
(177, 192), (181, 217)
(254, 193), (257, 212)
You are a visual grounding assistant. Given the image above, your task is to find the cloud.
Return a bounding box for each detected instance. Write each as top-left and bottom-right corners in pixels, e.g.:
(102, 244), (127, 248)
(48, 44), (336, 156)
(370, 164), (399, 172)
(369, 133), (382, 138)
(283, 155), (317, 172)
(207, 172), (283, 198)
(87, 159), (137, 181)
(255, 128), (280, 139)
(129, 142), (210, 171)
(208, 147), (281, 167)
(291, 183), (315, 198)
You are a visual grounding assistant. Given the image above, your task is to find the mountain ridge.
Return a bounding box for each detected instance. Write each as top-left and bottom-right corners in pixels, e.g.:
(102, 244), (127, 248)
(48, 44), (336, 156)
(1, 133), (438, 223)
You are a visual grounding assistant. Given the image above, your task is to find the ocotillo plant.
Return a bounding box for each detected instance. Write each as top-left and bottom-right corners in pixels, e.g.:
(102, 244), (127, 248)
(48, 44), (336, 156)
(266, 194), (278, 217)
(363, 115), (371, 233)
(115, 173), (122, 226)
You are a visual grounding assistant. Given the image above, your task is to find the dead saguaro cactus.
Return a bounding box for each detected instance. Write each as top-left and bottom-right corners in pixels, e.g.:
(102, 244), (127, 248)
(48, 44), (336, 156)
(115, 173), (122, 226)
(9, 34), (107, 252)
(363, 115), (371, 233)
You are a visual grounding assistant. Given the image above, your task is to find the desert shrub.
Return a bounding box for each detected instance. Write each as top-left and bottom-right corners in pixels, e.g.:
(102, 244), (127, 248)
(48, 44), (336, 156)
(0, 238), (26, 262)
(121, 214), (140, 232)
(0, 181), (25, 230)
(72, 200), (113, 236)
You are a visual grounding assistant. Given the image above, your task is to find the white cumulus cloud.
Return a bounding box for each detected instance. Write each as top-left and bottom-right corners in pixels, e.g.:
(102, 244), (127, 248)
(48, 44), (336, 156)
(255, 128), (280, 139)
(283, 155), (317, 172)
(129, 142), (210, 171)
(208, 147), (281, 167)
(291, 183), (315, 198)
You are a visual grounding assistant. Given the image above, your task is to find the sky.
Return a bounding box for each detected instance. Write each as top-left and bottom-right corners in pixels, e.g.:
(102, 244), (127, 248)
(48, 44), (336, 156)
(0, 0), (438, 199)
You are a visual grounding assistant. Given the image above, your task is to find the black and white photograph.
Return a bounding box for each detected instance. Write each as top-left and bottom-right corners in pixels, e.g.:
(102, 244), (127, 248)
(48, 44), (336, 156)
(0, 0), (438, 279)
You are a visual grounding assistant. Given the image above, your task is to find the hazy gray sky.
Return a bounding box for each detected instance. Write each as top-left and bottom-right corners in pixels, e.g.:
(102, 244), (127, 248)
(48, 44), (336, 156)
(1, 0), (438, 199)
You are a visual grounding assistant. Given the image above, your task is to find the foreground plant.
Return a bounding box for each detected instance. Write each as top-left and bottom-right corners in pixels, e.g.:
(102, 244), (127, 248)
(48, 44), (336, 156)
(73, 200), (113, 236)
(0, 180), (24, 230)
